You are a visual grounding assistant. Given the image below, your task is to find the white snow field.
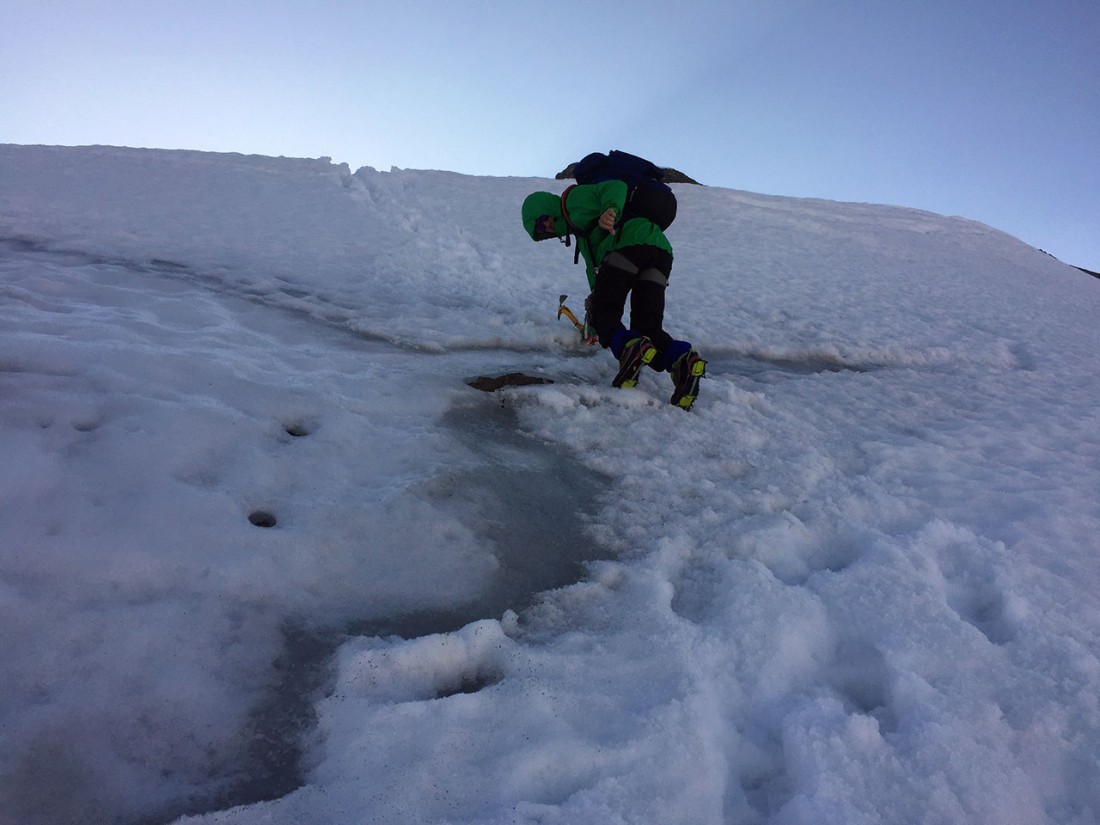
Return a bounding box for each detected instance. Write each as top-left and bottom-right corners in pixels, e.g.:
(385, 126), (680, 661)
(1, 145), (1099, 825)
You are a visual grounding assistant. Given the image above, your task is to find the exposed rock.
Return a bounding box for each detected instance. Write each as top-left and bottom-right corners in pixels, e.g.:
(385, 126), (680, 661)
(556, 163), (700, 185)
(467, 373), (554, 392)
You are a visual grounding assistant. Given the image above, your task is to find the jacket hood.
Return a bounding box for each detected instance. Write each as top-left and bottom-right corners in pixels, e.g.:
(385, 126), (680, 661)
(521, 191), (565, 240)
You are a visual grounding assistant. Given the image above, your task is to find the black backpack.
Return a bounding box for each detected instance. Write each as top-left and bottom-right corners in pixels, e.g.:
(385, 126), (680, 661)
(571, 149), (677, 231)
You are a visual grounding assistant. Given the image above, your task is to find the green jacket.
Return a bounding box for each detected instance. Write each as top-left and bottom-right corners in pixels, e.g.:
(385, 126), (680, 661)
(522, 181), (673, 289)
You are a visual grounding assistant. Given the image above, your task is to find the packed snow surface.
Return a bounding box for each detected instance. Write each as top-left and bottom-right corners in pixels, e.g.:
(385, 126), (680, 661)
(1, 145), (1099, 825)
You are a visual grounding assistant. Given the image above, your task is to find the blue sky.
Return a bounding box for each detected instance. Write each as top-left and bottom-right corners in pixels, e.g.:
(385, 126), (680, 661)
(3, 0), (1098, 270)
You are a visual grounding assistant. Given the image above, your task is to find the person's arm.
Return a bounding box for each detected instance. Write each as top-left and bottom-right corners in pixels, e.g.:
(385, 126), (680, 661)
(565, 180), (628, 288)
(565, 180), (628, 231)
(595, 180), (628, 234)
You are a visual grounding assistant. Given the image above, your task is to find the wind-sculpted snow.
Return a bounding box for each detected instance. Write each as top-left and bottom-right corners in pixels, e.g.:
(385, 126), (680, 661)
(1, 145), (1099, 824)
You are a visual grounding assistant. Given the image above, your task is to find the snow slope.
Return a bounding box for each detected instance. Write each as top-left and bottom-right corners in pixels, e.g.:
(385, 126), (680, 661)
(1, 145), (1098, 825)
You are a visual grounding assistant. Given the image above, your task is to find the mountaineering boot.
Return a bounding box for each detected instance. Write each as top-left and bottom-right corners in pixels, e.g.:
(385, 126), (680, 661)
(612, 335), (657, 389)
(669, 350), (706, 410)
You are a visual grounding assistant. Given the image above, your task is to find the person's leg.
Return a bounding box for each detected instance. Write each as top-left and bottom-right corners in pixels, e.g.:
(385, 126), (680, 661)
(618, 247), (674, 363)
(589, 258), (633, 350)
(611, 247), (707, 409)
(593, 250), (657, 387)
(630, 278), (673, 354)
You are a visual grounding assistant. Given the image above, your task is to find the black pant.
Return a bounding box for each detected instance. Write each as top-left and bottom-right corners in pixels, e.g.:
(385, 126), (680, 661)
(590, 245), (674, 357)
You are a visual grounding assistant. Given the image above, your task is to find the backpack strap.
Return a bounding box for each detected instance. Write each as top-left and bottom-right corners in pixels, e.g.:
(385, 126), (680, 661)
(559, 184), (576, 226)
(559, 185), (582, 265)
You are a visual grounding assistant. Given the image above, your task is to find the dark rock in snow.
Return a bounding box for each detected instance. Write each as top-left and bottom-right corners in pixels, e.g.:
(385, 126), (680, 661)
(556, 163), (700, 185)
(467, 373), (554, 392)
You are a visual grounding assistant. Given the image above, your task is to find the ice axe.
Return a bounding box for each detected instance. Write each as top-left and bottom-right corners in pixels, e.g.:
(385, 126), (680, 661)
(557, 294), (598, 344)
(557, 294), (584, 333)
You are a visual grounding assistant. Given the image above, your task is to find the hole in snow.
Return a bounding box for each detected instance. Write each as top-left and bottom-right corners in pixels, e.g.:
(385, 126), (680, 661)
(249, 510), (278, 528)
(283, 422), (312, 437)
(434, 669), (504, 699)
